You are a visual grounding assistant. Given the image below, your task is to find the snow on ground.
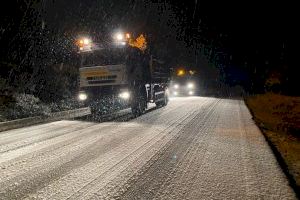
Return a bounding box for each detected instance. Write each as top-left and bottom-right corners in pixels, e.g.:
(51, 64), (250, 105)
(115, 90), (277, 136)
(0, 97), (296, 200)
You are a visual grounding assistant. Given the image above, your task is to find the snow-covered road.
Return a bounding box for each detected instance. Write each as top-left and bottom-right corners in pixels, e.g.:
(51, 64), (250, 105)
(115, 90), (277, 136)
(0, 97), (296, 199)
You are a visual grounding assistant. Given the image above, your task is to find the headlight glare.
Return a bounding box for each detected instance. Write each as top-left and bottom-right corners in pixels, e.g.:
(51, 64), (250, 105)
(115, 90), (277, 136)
(187, 83), (194, 89)
(78, 93), (87, 101)
(119, 91), (130, 99)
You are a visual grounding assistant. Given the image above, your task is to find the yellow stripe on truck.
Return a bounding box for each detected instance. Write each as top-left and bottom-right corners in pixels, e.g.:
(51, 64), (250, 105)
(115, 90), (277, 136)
(81, 70), (109, 77)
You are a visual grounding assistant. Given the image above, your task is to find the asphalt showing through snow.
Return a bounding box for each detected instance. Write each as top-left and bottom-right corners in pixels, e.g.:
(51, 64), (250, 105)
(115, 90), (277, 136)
(0, 97), (296, 199)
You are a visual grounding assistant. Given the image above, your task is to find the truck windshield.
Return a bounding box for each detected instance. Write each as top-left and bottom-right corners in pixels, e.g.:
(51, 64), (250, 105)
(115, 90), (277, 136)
(81, 48), (126, 67)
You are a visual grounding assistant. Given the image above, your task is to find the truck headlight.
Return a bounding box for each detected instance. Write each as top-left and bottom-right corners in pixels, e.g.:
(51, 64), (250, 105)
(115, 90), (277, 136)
(174, 84), (179, 89)
(83, 38), (90, 45)
(78, 93), (87, 101)
(119, 91), (130, 99)
(187, 83), (194, 89)
(116, 33), (124, 41)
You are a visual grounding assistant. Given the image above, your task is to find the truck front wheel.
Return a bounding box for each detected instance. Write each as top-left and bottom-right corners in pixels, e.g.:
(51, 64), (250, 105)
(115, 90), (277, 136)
(131, 96), (147, 116)
(156, 91), (168, 107)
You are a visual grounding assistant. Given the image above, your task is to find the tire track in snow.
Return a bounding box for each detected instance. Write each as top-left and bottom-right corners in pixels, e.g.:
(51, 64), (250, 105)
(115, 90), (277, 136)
(65, 100), (211, 200)
(0, 121), (77, 138)
(0, 97), (295, 200)
(0, 122), (133, 185)
(0, 122), (96, 154)
(117, 99), (220, 200)
(25, 100), (205, 200)
(0, 99), (186, 167)
(0, 98), (203, 200)
(151, 101), (221, 200)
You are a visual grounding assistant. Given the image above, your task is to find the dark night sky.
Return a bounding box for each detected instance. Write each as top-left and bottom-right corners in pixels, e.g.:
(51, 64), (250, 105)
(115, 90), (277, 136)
(170, 0), (296, 91)
(174, 0), (294, 63)
(2, 0), (294, 67)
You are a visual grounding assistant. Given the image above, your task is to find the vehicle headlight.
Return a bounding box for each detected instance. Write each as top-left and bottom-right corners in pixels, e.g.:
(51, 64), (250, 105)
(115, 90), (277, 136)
(83, 38), (90, 45)
(174, 84), (179, 89)
(188, 91), (194, 95)
(187, 83), (194, 89)
(115, 33), (124, 41)
(119, 91), (130, 99)
(173, 91), (178, 96)
(78, 93), (87, 101)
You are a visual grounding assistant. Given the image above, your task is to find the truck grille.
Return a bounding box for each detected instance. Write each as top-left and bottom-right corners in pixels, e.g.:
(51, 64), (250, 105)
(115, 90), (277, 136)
(88, 80), (116, 84)
(86, 75), (117, 80)
(86, 75), (117, 84)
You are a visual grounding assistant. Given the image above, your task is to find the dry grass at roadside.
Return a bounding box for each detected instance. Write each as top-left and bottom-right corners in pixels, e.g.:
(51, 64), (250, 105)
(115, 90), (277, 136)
(246, 93), (300, 191)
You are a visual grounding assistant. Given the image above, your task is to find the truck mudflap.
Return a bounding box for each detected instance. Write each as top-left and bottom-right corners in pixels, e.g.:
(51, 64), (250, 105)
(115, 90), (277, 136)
(154, 88), (169, 107)
(154, 90), (165, 101)
(130, 85), (148, 116)
(131, 95), (147, 116)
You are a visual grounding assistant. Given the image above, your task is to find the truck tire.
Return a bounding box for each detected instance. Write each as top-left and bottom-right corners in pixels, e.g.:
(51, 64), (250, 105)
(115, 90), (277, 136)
(131, 95), (147, 116)
(164, 90), (169, 106)
(156, 91), (168, 107)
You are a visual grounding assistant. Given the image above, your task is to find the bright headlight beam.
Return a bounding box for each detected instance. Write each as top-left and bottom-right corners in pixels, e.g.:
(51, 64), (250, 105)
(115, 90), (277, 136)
(116, 33), (124, 41)
(174, 84), (179, 89)
(187, 83), (194, 89)
(83, 38), (90, 45)
(119, 91), (130, 99)
(78, 93), (87, 101)
(188, 91), (194, 95)
(120, 41), (126, 46)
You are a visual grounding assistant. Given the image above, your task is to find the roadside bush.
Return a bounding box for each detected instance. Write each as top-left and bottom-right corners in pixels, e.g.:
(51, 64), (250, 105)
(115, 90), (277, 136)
(49, 98), (81, 112)
(264, 71), (282, 93)
(4, 93), (51, 120)
(246, 92), (300, 135)
(0, 93), (82, 121)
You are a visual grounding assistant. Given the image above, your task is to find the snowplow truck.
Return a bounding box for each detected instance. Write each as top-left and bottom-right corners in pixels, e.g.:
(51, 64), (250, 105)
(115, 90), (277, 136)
(77, 34), (169, 116)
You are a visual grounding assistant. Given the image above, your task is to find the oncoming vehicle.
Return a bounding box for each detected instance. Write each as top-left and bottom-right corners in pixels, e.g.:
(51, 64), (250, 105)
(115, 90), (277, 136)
(76, 32), (170, 116)
(169, 68), (197, 96)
